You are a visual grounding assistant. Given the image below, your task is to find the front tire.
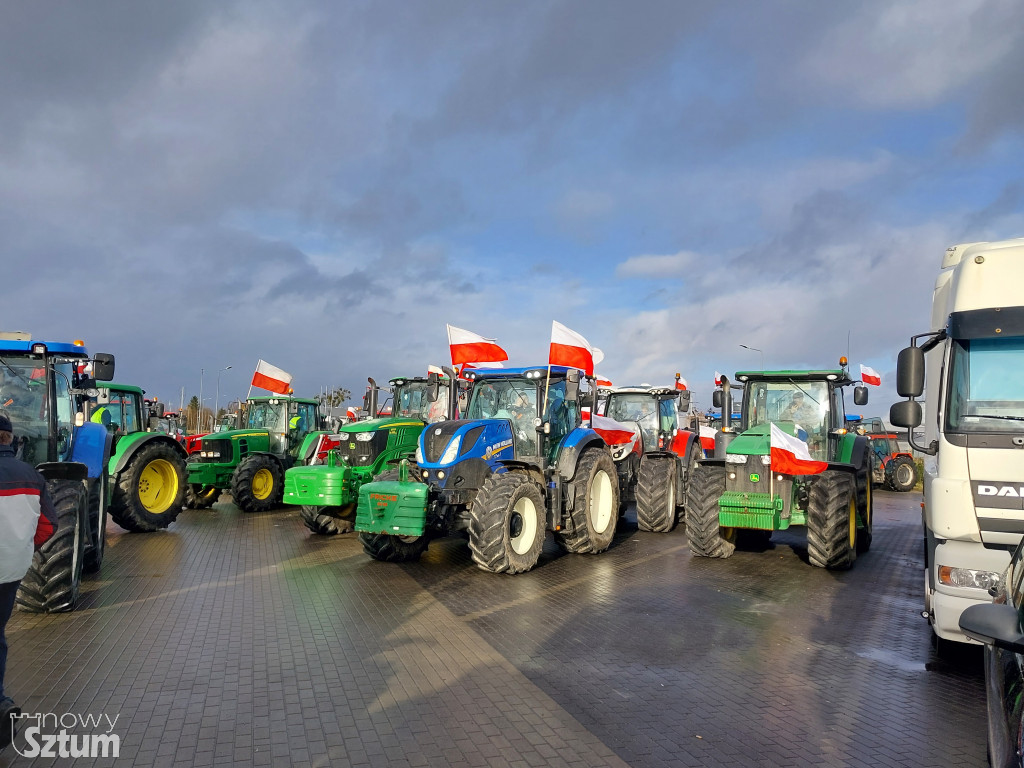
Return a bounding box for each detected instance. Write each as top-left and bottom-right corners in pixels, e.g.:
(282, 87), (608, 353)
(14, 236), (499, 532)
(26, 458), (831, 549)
(555, 449), (618, 554)
(887, 456), (917, 492)
(300, 504), (355, 535)
(17, 479), (87, 613)
(231, 454), (284, 513)
(686, 464), (735, 558)
(635, 456), (677, 532)
(359, 531), (429, 562)
(855, 464), (873, 554)
(807, 470), (857, 570)
(185, 484), (221, 509)
(110, 442), (186, 532)
(468, 473), (546, 574)
(83, 476), (106, 573)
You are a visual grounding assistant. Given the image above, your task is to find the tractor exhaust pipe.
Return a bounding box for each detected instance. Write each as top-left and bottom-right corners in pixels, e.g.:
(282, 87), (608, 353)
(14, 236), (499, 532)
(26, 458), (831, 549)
(366, 377), (378, 418)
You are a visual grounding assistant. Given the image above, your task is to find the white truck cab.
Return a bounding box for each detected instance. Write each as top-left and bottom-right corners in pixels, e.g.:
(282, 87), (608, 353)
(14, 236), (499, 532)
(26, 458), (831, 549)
(892, 237), (1024, 644)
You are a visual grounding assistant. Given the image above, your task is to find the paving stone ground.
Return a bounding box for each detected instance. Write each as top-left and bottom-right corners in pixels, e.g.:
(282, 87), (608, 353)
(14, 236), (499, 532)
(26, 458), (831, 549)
(1, 490), (986, 767)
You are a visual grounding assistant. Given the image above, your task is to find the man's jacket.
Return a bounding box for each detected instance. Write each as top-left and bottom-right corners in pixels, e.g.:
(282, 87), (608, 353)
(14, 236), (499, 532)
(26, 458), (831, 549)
(0, 444), (58, 583)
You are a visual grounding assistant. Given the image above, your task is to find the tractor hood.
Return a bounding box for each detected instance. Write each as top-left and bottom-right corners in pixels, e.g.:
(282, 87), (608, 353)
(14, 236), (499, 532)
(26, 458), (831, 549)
(419, 419), (515, 467)
(196, 429), (273, 454)
(336, 416), (423, 434)
(726, 422), (802, 456)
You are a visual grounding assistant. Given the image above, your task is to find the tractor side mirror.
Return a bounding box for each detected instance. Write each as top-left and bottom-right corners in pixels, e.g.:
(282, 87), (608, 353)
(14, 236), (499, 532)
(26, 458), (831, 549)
(92, 353), (115, 382)
(151, 402), (165, 418)
(565, 377), (580, 403)
(712, 390), (723, 409)
(426, 373), (440, 403)
(677, 391), (691, 411)
(853, 386), (868, 406)
(890, 400), (922, 429)
(896, 347), (925, 398)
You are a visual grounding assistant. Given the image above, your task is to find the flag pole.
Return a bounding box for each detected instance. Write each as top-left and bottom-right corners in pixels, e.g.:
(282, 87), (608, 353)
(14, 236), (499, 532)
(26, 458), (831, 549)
(246, 359), (256, 400)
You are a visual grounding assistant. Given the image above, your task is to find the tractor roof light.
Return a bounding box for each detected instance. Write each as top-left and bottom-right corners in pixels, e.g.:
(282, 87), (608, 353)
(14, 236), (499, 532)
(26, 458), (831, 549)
(737, 375), (748, 382)
(31, 343), (47, 355)
(826, 374), (837, 380)
(73, 339), (85, 347)
(839, 356), (848, 367)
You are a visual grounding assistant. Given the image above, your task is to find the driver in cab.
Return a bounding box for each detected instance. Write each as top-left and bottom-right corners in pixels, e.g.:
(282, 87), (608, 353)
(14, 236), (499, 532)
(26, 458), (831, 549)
(781, 391), (817, 425)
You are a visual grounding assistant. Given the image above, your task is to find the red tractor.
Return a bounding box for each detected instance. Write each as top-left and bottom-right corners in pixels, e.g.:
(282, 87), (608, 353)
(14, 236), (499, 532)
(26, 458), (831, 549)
(856, 416), (918, 492)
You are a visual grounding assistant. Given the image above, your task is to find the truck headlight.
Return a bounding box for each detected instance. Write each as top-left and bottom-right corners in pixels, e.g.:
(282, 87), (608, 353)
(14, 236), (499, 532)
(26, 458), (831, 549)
(726, 454), (746, 464)
(937, 566), (1001, 591)
(355, 432), (374, 442)
(439, 436), (462, 465)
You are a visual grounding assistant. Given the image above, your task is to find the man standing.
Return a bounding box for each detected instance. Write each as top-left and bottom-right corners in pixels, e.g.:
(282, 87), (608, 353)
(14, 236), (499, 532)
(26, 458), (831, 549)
(0, 414), (57, 749)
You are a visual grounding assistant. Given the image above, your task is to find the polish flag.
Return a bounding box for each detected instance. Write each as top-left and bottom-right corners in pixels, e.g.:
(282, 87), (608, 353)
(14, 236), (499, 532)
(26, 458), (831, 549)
(699, 424), (717, 454)
(427, 364), (446, 377)
(714, 371), (723, 386)
(251, 359), (293, 395)
(549, 321), (598, 376)
(447, 325), (508, 366)
(595, 374), (613, 387)
(591, 414), (636, 446)
(675, 374), (688, 391)
(770, 422), (827, 476)
(860, 364), (881, 387)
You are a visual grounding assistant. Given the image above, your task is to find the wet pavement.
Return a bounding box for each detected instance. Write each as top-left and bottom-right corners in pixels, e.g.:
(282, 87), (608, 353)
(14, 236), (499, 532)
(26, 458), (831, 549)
(2, 489), (986, 767)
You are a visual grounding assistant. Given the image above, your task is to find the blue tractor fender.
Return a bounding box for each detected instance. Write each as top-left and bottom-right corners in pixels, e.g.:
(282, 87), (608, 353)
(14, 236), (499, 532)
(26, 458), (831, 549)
(555, 428), (608, 482)
(71, 422), (113, 480)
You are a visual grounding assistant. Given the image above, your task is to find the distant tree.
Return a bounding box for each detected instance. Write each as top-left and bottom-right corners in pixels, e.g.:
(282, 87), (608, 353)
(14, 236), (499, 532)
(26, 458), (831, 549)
(316, 387), (351, 408)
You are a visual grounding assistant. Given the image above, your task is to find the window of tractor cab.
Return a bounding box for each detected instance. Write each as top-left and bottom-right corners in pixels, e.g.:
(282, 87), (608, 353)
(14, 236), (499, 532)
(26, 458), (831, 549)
(247, 401), (287, 431)
(946, 336), (1024, 434)
(290, 403), (317, 433)
(744, 381), (830, 458)
(0, 356), (51, 464)
(658, 398), (678, 433)
(467, 379), (538, 422)
(395, 381), (449, 422)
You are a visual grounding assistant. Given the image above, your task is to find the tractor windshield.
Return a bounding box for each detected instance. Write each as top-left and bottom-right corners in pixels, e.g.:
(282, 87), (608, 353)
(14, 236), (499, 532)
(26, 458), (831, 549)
(744, 380), (830, 459)
(605, 394), (659, 451)
(467, 378), (539, 455)
(395, 381), (449, 423)
(0, 355), (51, 464)
(946, 337), (1024, 433)
(246, 402), (288, 432)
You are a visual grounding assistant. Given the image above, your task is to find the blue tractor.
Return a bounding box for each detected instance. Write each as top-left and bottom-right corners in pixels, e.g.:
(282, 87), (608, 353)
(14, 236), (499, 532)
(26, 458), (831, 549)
(354, 365), (620, 574)
(0, 332), (116, 612)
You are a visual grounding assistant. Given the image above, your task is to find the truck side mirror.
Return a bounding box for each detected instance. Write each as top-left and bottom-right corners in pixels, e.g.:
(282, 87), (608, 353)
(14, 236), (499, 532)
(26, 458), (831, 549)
(712, 390), (723, 409)
(890, 400), (922, 429)
(92, 353), (115, 382)
(677, 391), (691, 411)
(853, 386), (868, 406)
(896, 347), (925, 397)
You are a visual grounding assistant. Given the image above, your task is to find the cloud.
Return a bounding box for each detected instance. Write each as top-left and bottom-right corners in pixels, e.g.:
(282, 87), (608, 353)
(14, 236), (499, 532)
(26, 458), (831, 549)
(615, 252), (698, 279)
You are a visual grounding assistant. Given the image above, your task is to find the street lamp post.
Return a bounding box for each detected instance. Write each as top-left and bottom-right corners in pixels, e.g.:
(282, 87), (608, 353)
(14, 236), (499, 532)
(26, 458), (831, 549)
(739, 344), (764, 370)
(215, 366), (232, 430)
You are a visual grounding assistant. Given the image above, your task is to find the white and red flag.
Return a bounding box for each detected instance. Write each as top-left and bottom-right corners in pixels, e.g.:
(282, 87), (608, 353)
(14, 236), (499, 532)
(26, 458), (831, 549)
(714, 371), (723, 386)
(860, 364), (881, 386)
(591, 414), (636, 446)
(549, 321), (599, 376)
(251, 359), (293, 395)
(447, 324), (508, 366)
(770, 422), (827, 476)
(675, 375), (688, 391)
(595, 374), (613, 387)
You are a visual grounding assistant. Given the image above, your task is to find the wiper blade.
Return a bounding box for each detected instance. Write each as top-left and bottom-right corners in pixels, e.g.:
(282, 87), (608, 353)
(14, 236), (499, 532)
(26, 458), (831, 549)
(971, 413), (1024, 422)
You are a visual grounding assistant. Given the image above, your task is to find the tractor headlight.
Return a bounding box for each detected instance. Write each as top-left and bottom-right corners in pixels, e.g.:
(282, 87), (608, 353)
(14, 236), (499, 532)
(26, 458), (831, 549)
(938, 566), (1001, 591)
(761, 455), (771, 465)
(355, 432), (374, 442)
(726, 454), (746, 464)
(337, 432), (349, 441)
(439, 436), (462, 465)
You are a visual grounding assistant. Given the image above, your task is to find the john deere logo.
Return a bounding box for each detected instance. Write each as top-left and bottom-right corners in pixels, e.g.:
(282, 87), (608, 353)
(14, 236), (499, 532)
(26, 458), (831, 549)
(349, 443), (356, 450)
(750, 473), (760, 483)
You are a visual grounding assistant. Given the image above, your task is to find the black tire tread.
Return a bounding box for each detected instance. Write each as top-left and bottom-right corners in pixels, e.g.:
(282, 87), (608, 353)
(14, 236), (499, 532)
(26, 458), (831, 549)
(109, 442), (186, 532)
(468, 473), (546, 574)
(685, 464), (735, 558)
(555, 449), (619, 554)
(635, 456), (676, 532)
(886, 455), (917, 492)
(231, 454), (284, 513)
(16, 479), (86, 613)
(300, 504), (355, 536)
(807, 470), (857, 570)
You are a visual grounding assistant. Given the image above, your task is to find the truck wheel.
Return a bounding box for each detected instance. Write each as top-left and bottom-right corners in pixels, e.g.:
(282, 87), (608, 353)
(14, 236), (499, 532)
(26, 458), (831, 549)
(16, 479), (87, 613)
(855, 465), (873, 554)
(635, 457), (677, 532)
(232, 454), (284, 513)
(83, 477), (106, 573)
(185, 484), (221, 509)
(469, 473), (546, 574)
(300, 504), (355, 535)
(886, 456), (917, 492)
(686, 464), (735, 558)
(555, 449), (618, 554)
(109, 443), (186, 532)
(359, 531), (429, 562)
(807, 470), (857, 570)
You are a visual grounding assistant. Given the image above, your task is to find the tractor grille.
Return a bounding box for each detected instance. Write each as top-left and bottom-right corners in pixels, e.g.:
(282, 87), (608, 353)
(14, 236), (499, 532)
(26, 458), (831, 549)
(333, 430), (389, 468)
(423, 421), (470, 463)
(197, 439), (232, 463)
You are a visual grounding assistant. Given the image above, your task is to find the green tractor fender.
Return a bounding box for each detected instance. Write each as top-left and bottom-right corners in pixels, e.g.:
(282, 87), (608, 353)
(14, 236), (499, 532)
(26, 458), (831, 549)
(831, 433), (870, 472)
(297, 431), (329, 463)
(109, 432), (188, 476)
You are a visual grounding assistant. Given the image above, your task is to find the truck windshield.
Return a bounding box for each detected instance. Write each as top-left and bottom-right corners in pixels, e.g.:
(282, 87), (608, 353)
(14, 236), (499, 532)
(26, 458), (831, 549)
(246, 402), (287, 432)
(946, 337), (1024, 433)
(0, 354), (50, 464)
(395, 381), (449, 422)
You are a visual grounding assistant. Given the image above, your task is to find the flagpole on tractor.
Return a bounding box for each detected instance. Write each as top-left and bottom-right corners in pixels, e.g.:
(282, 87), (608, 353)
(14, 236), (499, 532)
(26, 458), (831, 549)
(246, 360), (255, 400)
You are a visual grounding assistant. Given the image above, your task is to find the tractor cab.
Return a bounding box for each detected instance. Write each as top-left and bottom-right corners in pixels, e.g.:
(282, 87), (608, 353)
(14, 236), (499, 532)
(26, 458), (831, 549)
(243, 396), (319, 457)
(601, 386), (690, 454)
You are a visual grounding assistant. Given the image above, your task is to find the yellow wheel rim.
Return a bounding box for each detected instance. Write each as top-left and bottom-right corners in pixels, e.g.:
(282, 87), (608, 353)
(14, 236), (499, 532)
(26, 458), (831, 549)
(848, 496), (857, 548)
(252, 468), (275, 500)
(721, 526), (737, 544)
(864, 479), (872, 530)
(138, 458), (179, 514)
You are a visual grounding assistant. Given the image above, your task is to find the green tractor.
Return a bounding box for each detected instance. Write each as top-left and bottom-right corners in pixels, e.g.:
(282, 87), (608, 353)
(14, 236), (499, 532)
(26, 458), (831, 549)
(687, 359), (873, 570)
(284, 372), (456, 535)
(184, 395), (321, 513)
(87, 384), (189, 534)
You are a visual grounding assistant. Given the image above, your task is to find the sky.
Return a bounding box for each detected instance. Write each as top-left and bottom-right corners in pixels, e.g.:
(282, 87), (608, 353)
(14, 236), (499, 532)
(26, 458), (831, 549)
(5, 0), (1024, 417)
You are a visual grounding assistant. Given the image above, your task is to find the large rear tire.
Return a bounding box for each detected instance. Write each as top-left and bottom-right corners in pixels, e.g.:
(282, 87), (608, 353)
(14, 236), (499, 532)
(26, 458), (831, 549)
(16, 479), (87, 613)
(185, 484), (221, 509)
(359, 531), (429, 562)
(469, 473), (546, 574)
(300, 503), (355, 535)
(109, 442), (186, 532)
(554, 449), (618, 554)
(887, 456), (917, 492)
(635, 456), (677, 532)
(679, 440), (702, 525)
(686, 464), (735, 558)
(83, 476), (106, 573)
(807, 470), (858, 570)
(231, 454), (284, 513)
(855, 464), (873, 554)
